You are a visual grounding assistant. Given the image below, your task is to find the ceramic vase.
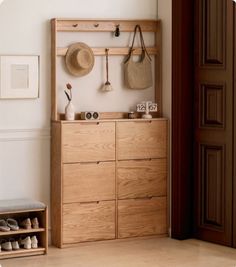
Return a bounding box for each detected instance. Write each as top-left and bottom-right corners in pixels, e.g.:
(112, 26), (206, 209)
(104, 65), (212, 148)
(65, 101), (75, 121)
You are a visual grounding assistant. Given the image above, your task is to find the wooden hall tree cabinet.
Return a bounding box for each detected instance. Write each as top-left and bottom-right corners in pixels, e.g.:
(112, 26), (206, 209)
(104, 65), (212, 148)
(51, 18), (167, 248)
(51, 119), (168, 247)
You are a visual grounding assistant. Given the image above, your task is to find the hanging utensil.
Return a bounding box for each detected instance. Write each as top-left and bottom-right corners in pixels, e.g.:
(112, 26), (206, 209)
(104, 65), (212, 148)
(101, 48), (113, 92)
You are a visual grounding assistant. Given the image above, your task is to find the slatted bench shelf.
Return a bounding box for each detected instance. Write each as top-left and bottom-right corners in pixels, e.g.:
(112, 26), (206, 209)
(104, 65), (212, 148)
(0, 199), (48, 260)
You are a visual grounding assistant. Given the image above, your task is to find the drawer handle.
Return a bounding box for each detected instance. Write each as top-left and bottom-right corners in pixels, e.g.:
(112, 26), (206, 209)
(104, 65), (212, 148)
(134, 120), (152, 123)
(80, 201), (100, 205)
(134, 196), (153, 200)
(85, 122), (100, 125)
(78, 161), (101, 165)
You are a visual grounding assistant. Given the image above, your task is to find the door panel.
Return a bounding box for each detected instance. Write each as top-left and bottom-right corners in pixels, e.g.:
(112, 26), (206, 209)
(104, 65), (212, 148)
(200, 144), (224, 228)
(234, 2), (236, 249)
(194, 0), (233, 246)
(201, 0), (226, 66)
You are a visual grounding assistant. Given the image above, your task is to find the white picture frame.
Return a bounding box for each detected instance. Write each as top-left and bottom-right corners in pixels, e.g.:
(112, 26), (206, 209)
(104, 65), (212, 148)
(0, 55), (39, 99)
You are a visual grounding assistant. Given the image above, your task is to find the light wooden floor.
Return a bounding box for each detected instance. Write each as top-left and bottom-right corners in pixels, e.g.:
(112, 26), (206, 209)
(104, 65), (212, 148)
(1, 237), (236, 267)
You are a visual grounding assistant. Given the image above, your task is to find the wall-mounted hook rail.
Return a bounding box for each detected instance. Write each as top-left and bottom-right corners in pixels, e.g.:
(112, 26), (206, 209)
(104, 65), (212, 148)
(57, 46), (158, 56)
(114, 24), (120, 37)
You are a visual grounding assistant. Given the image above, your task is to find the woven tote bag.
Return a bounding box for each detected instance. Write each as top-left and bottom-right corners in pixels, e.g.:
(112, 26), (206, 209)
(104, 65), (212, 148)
(124, 25), (152, 89)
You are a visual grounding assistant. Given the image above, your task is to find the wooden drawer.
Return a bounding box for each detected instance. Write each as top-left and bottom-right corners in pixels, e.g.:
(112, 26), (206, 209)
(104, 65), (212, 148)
(62, 122), (115, 163)
(116, 120), (167, 160)
(118, 197), (167, 238)
(63, 161), (115, 203)
(63, 201), (115, 244)
(117, 159), (167, 199)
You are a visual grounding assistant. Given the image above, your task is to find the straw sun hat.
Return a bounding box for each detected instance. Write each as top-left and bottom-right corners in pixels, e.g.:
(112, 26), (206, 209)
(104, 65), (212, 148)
(65, 42), (95, 77)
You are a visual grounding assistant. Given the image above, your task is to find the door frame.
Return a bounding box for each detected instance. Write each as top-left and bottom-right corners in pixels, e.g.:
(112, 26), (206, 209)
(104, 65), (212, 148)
(172, 0), (236, 246)
(234, 2), (236, 248)
(171, 0), (195, 239)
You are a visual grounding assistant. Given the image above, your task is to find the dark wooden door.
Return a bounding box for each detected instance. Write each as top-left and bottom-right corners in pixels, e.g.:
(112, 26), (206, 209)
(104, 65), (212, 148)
(194, 0), (234, 246)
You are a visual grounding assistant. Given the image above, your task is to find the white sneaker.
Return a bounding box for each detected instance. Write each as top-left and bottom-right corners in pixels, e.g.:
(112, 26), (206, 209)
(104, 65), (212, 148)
(1, 241), (12, 251)
(31, 235), (38, 249)
(20, 236), (31, 249)
(9, 239), (20, 250)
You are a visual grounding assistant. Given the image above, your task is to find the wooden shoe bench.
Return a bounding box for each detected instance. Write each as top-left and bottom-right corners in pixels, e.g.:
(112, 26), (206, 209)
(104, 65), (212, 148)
(0, 199), (48, 259)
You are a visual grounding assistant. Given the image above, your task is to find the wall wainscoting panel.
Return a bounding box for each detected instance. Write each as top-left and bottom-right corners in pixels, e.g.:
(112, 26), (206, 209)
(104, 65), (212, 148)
(0, 131), (50, 205)
(0, 128), (51, 142)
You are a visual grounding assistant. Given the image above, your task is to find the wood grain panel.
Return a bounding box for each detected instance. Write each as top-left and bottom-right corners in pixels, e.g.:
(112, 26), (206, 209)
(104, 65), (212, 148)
(200, 83), (225, 128)
(57, 47), (158, 56)
(201, 0), (226, 66)
(117, 159), (167, 199)
(118, 197), (167, 238)
(63, 162), (115, 203)
(117, 120), (167, 160)
(62, 122), (115, 163)
(200, 144), (224, 228)
(63, 201), (115, 243)
(56, 19), (159, 32)
(51, 19), (57, 120)
(51, 122), (62, 247)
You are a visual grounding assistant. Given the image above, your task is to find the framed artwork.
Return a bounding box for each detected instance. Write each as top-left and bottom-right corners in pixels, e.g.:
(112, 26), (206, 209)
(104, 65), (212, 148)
(0, 55), (39, 99)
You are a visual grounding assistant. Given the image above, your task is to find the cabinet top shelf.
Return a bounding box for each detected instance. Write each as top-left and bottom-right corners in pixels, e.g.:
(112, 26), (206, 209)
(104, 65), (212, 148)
(52, 18), (160, 32)
(52, 118), (168, 124)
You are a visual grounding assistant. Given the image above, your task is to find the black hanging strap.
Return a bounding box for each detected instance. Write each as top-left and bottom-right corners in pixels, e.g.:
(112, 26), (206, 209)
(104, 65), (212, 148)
(129, 24), (151, 61)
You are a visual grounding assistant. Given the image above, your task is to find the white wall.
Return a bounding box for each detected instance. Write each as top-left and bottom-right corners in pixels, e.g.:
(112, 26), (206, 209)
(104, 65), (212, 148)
(0, 0), (160, 209)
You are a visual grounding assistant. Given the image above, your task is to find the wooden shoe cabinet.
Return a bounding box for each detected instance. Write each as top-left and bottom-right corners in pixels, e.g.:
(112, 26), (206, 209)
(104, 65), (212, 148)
(51, 118), (168, 247)
(0, 202), (48, 259)
(51, 19), (167, 248)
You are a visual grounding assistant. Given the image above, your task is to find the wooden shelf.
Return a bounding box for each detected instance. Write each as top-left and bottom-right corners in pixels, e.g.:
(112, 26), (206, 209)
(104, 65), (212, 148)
(0, 208), (45, 215)
(0, 228), (45, 237)
(0, 247), (45, 260)
(53, 118), (167, 124)
(57, 47), (159, 56)
(51, 18), (162, 121)
(54, 19), (159, 32)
